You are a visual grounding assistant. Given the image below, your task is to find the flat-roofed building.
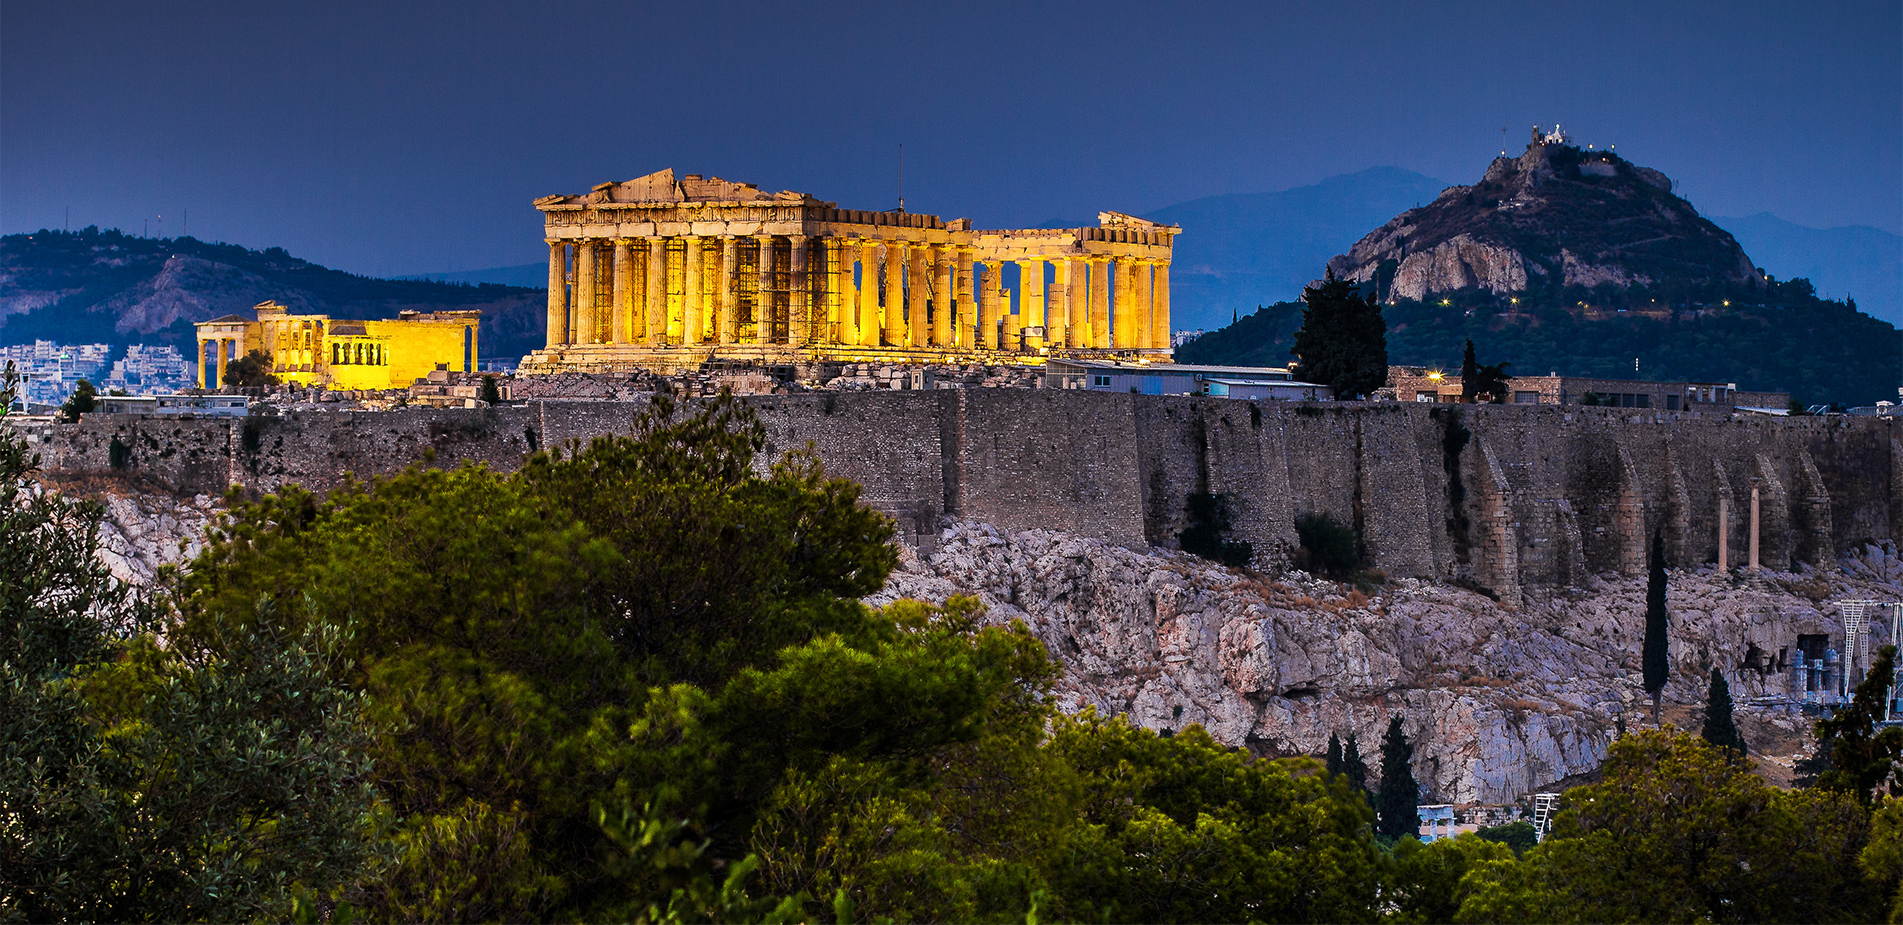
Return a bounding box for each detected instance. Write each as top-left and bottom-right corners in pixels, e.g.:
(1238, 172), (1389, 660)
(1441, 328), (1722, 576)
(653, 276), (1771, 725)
(1384, 365), (1789, 412)
(1045, 358), (1332, 399)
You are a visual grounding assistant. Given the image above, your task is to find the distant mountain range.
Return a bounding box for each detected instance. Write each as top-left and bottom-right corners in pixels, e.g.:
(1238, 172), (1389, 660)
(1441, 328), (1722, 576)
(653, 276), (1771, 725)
(1706, 213), (1900, 324)
(0, 228), (548, 360)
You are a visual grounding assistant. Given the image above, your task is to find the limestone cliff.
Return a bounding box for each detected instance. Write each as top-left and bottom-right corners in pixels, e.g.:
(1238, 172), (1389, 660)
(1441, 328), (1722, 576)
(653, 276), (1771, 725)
(1325, 129), (1764, 301)
(876, 521), (1903, 804)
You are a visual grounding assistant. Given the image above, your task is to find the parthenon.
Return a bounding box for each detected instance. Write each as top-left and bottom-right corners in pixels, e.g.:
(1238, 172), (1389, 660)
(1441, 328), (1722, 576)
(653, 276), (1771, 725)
(518, 169), (1178, 373)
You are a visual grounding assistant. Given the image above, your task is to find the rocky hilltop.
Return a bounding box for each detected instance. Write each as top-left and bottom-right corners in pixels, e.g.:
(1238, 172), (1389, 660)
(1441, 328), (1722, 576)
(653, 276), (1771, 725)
(1326, 127), (1764, 302)
(0, 227), (547, 358)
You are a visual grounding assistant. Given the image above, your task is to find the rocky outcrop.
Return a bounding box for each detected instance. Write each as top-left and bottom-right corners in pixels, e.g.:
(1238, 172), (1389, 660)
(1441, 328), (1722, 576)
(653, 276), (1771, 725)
(89, 487), (220, 587)
(875, 521), (1899, 804)
(1324, 133), (1764, 302)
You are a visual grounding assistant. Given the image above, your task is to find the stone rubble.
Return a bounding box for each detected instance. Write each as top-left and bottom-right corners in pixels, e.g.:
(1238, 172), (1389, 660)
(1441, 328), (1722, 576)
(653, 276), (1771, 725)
(872, 521), (1902, 804)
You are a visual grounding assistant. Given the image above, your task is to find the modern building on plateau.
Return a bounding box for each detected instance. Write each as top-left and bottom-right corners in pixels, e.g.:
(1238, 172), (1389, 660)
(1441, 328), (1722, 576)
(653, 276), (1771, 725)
(1045, 359), (1333, 400)
(1385, 366), (1789, 412)
(194, 301), (481, 390)
(521, 169), (1179, 374)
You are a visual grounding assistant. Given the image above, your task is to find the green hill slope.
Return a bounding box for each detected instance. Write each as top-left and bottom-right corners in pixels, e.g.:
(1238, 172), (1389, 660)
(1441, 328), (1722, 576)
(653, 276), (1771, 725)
(0, 227), (548, 359)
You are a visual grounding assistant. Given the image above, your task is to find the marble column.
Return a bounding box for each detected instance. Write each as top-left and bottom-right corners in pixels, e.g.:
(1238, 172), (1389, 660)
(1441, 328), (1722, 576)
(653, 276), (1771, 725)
(1089, 257), (1111, 348)
(646, 237), (667, 346)
(196, 339), (208, 388)
(1718, 495), (1730, 572)
(789, 235), (811, 346)
(1049, 260), (1070, 348)
(575, 242), (598, 344)
(754, 235), (776, 344)
(837, 240), (859, 345)
(1135, 259), (1155, 349)
(718, 236), (740, 345)
(681, 236), (704, 345)
(907, 245), (928, 348)
(612, 240), (634, 344)
(1019, 257), (1046, 350)
(956, 247), (976, 348)
(1750, 485), (1761, 572)
(216, 338), (230, 387)
(884, 241), (907, 346)
(545, 240), (568, 348)
(1153, 261), (1173, 348)
(1113, 257), (1137, 349)
(859, 241), (880, 347)
(932, 247), (953, 346)
(979, 262), (1002, 349)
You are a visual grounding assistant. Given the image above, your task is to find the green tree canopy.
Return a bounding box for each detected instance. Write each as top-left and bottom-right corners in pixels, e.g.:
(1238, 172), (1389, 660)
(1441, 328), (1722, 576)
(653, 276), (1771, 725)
(1291, 272), (1389, 399)
(1701, 666), (1747, 755)
(222, 348), (279, 387)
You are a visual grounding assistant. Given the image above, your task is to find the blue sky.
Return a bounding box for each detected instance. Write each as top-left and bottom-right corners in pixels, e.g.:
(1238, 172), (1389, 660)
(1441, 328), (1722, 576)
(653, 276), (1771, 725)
(4, 0), (1896, 278)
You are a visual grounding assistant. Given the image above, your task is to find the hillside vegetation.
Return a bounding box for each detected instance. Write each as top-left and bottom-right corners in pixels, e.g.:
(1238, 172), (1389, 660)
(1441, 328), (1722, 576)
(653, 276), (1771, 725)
(0, 227), (547, 359)
(1178, 277), (1899, 406)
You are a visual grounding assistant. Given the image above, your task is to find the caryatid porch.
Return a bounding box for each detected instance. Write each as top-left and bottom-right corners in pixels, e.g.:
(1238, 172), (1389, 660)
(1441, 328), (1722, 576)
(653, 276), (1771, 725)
(519, 169), (1179, 374)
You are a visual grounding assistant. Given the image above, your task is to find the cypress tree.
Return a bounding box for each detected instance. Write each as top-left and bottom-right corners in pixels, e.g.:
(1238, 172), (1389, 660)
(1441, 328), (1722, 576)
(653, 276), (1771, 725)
(1375, 715), (1420, 840)
(1342, 732), (1369, 793)
(1290, 271), (1388, 399)
(1643, 529), (1670, 725)
(1326, 732), (1343, 776)
(1700, 667), (1746, 755)
(1461, 339), (1480, 403)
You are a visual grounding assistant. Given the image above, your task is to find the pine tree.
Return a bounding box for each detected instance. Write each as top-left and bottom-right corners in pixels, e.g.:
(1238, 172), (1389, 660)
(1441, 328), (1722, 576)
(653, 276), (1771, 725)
(1375, 715), (1419, 840)
(1700, 667), (1746, 755)
(1342, 732), (1370, 793)
(1290, 271), (1388, 399)
(1643, 529), (1670, 725)
(1326, 732), (1343, 776)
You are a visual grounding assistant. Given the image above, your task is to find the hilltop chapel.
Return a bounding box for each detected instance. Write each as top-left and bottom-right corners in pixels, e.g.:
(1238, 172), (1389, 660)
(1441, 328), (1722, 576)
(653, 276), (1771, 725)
(519, 169), (1180, 374)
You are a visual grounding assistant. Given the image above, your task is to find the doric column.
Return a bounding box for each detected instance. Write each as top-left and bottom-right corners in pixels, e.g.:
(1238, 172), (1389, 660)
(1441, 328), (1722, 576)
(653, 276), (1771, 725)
(1750, 485), (1762, 573)
(1088, 257), (1110, 348)
(858, 241), (880, 347)
(883, 241), (907, 346)
(836, 240), (859, 345)
(1113, 257), (1136, 349)
(1153, 261), (1172, 348)
(718, 236), (740, 345)
(789, 235), (811, 346)
(681, 236), (703, 345)
(1019, 257), (1046, 350)
(216, 339), (230, 387)
(1065, 257), (1088, 347)
(1048, 260), (1070, 348)
(979, 262), (1002, 349)
(643, 238), (666, 346)
(612, 240), (634, 344)
(754, 235), (776, 344)
(196, 339), (207, 388)
(545, 239), (568, 348)
(955, 246), (976, 348)
(906, 244), (928, 348)
(575, 241), (598, 345)
(1135, 259), (1155, 350)
(932, 247), (953, 346)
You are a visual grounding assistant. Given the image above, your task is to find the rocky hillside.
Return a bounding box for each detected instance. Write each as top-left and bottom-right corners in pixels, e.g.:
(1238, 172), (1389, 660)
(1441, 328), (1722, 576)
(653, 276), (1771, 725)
(0, 227), (547, 359)
(875, 521), (1902, 804)
(1327, 129), (1763, 301)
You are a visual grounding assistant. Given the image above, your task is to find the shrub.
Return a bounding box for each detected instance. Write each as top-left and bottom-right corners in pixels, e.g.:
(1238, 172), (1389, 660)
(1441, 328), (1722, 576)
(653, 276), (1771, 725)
(1294, 512), (1359, 576)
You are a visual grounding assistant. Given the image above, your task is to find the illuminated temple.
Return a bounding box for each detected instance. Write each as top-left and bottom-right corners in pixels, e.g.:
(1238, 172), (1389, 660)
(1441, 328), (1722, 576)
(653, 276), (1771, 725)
(518, 169), (1178, 373)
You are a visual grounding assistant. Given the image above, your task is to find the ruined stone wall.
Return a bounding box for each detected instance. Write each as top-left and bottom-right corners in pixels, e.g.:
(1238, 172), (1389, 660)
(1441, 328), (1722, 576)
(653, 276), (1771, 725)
(22, 395), (1901, 598)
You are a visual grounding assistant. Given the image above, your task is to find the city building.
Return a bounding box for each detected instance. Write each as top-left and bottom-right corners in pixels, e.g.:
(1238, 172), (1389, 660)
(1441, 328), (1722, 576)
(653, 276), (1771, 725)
(1045, 358), (1333, 400)
(193, 300), (481, 389)
(1383, 366), (1790, 412)
(93, 393), (250, 417)
(520, 168), (1178, 374)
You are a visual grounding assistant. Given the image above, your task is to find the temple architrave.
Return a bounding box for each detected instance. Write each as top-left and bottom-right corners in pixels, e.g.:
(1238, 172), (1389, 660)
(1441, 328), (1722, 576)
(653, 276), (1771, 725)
(194, 300), (481, 389)
(518, 169), (1179, 374)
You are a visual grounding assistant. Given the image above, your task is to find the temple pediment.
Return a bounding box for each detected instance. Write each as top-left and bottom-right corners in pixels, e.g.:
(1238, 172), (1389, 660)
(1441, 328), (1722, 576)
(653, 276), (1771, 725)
(1098, 210), (1177, 231)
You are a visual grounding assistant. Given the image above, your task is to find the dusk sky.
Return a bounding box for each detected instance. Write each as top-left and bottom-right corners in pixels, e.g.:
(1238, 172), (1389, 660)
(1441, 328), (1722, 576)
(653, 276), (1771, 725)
(4, 0), (1898, 279)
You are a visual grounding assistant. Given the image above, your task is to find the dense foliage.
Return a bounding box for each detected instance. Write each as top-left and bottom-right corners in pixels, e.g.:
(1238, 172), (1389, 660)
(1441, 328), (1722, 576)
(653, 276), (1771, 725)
(1178, 274), (1900, 405)
(6, 394), (1903, 922)
(1289, 273), (1389, 398)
